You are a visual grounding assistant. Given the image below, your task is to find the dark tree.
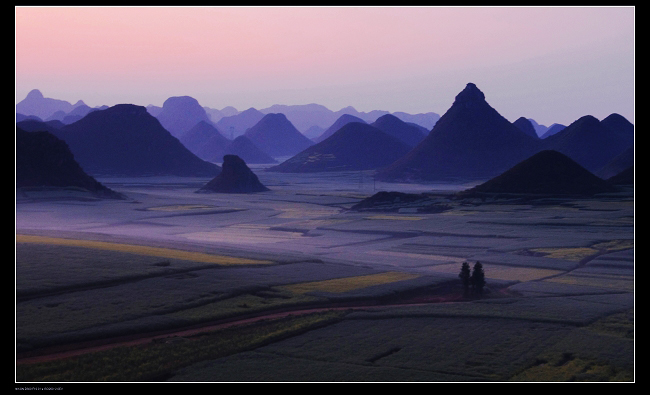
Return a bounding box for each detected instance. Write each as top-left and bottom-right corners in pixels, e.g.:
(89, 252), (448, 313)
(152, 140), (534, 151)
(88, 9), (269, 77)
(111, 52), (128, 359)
(471, 261), (486, 295)
(459, 261), (471, 295)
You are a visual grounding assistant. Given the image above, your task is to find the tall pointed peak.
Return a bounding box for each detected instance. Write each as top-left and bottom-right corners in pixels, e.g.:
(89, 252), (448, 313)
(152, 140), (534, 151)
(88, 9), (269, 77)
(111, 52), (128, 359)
(454, 83), (485, 105)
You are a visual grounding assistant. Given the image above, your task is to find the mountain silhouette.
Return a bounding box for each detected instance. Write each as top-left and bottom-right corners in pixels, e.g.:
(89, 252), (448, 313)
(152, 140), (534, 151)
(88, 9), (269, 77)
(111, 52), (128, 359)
(371, 114), (427, 147)
(595, 145), (634, 180)
(459, 150), (618, 197)
(261, 103), (337, 132)
(376, 83), (541, 182)
(16, 89), (85, 120)
(219, 136), (277, 164)
(17, 119), (64, 134)
(16, 113), (43, 123)
(304, 125), (325, 140)
(607, 165), (633, 186)
(244, 113), (314, 158)
(513, 117), (539, 139)
(601, 113), (634, 137)
(542, 114), (634, 173)
(179, 120), (231, 161)
(16, 127), (122, 198)
(539, 123), (566, 139)
(49, 104), (220, 177)
(391, 112), (440, 130)
(267, 122), (411, 173)
(215, 107), (265, 139)
(197, 155), (269, 193)
(527, 118), (547, 138)
(155, 96), (213, 138)
(314, 114), (367, 143)
(259, 104), (439, 134)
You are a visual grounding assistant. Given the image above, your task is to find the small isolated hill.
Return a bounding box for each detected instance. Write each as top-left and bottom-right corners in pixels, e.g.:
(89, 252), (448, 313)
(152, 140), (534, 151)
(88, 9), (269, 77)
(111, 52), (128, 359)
(51, 104), (220, 177)
(155, 96), (213, 138)
(459, 150), (619, 197)
(314, 114), (367, 143)
(267, 122), (412, 173)
(376, 83), (541, 182)
(16, 128), (122, 198)
(197, 155), (269, 193)
(244, 113), (314, 158)
(371, 114), (427, 147)
(180, 120), (231, 161)
(220, 136), (277, 164)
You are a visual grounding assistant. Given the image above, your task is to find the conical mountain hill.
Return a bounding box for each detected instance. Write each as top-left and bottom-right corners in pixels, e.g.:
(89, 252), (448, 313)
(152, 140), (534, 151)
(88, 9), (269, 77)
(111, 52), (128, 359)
(215, 107), (265, 139)
(459, 150), (618, 197)
(542, 114), (634, 173)
(244, 113), (314, 158)
(180, 120), (231, 161)
(198, 155), (269, 193)
(376, 83), (541, 182)
(267, 122), (412, 173)
(219, 136), (277, 164)
(371, 114), (427, 147)
(16, 128), (122, 198)
(513, 117), (539, 139)
(314, 114), (367, 143)
(51, 104), (220, 177)
(155, 96), (213, 138)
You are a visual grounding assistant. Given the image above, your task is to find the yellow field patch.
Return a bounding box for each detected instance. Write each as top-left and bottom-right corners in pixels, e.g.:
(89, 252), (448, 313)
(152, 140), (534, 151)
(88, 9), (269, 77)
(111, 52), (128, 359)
(281, 272), (420, 294)
(15, 235), (272, 265)
(364, 215), (424, 221)
(592, 239), (634, 252)
(429, 262), (564, 282)
(545, 274), (634, 291)
(527, 247), (599, 262)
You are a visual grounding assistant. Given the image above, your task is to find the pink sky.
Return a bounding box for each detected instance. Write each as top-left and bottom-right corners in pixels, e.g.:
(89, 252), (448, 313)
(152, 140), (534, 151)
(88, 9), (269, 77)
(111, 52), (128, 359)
(15, 6), (634, 126)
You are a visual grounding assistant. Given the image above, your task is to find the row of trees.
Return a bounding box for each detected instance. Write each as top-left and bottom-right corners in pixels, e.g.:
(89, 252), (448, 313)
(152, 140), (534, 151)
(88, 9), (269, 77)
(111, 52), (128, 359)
(459, 261), (486, 296)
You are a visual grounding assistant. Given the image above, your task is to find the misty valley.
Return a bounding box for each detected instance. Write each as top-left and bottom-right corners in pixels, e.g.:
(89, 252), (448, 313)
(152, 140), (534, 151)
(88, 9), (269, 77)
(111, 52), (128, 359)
(15, 83), (634, 382)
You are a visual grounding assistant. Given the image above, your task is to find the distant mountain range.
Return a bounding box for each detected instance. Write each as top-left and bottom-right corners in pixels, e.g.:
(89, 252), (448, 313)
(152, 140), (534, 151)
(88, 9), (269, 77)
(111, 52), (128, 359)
(16, 88), (633, 186)
(16, 89), (89, 120)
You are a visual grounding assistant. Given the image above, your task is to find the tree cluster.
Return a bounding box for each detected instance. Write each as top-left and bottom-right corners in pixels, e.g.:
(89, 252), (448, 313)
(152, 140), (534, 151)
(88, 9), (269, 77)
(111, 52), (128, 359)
(459, 261), (486, 296)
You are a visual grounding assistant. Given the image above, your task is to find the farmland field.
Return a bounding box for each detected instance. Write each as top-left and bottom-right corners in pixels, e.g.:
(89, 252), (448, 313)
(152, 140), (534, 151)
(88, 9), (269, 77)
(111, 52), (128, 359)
(15, 173), (634, 382)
